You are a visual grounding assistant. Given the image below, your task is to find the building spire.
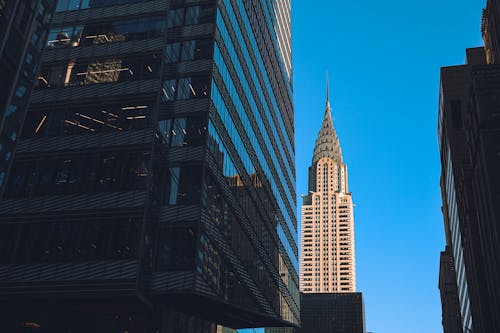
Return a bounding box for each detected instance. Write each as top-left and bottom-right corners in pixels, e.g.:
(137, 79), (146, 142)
(312, 75), (343, 164)
(326, 71), (330, 109)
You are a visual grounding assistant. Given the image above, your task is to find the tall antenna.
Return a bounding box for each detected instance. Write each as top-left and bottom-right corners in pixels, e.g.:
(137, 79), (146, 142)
(326, 71), (330, 108)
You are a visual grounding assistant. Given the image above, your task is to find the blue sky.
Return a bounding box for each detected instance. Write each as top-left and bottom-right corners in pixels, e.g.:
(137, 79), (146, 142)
(292, 1), (485, 332)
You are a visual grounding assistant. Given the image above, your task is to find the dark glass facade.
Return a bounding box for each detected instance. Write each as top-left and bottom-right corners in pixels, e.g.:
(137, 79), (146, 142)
(0, 0), (298, 331)
(439, 246), (463, 333)
(438, 47), (500, 333)
(298, 293), (365, 333)
(0, 0), (56, 194)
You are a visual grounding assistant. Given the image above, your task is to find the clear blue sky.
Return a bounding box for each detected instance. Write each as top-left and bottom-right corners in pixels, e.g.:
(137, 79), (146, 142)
(293, 1), (484, 332)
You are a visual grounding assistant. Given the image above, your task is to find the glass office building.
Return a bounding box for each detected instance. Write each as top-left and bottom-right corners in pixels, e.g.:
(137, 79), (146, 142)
(0, 0), (299, 332)
(0, 0), (56, 194)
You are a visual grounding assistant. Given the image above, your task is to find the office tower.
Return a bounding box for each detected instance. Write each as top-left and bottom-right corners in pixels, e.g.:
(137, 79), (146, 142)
(298, 81), (365, 333)
(300, 83), (355, 293)
(438, 246), (463, 333)
(0, 0), (299, 332)
(0, 0), (56, 193)
(438, 46), (500, 333)
(299, 293), (365, 333)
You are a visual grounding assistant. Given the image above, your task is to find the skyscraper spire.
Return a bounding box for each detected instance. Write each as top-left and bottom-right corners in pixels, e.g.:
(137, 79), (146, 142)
(312, 75), (342, 164)
(326, 72), (330, 109)
(301, 77), (356, 294)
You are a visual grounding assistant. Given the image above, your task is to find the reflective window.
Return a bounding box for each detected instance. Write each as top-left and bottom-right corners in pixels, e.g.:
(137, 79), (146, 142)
(167, 5), (215, 28)
(164, 165), (202, 205)
(23, 102), (152, 138)
(56, 0), (146, 12)
(0, 138), (13, 162)
(0, 218), (141, 264)
(158, 116), (206, 147)
(161, 76), (210, 102)
(176, 78), (191, 100)
(164, 43), (180, 63)
(213, 44), (298, 244)
(156, 227), (197, 271)
(37, 55), (161, 88)
(207, 121), (298, 272)
(167, 8), (184, 28)
(6, 152), (150, 198)
(164, 39), (212, 64)
(47, 17), (166, 49)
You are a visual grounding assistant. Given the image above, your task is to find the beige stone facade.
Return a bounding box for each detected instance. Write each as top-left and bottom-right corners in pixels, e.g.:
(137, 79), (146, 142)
(300, 90), (356, 293)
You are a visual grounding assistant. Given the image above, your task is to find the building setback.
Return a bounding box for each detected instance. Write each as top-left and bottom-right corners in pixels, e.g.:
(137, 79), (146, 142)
(0, 0), (56, 194)
(0, 0), (299, 332)
(438, 45), (500, 333)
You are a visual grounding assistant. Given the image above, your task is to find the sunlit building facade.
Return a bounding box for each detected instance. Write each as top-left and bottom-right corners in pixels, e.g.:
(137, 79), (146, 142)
(0, 0), (299, 332)
(300, 85), (356, 293)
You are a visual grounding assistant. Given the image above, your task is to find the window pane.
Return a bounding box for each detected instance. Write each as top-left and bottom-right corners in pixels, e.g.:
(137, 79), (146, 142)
(158, 119), (173, 145)
(165, 167), (180, 205)
(194, 39), (212, 59)
(165, 42), (181, 63)
(156, 227), (197, 271)
(47, 27), (74, 48)
(23, 102), (151, 138)
(177, 165), (202, 205)
(171, 118), (186, 147)
(176, 78), (191, 100)
(185, 6), (200, 25)
(190, 77), (209, 98)
(37, 55), (160, 89)
(162, 79), (177, 102)
(181, 40), (195, 61)
(69, 0), (81, 10)
(168, 8), (185, 28)
(5, 152), (150, 197)
(56, 0), (70, 11)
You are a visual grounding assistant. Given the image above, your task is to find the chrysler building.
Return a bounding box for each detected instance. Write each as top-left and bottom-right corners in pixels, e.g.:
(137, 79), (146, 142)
(300, 81), (356, 293)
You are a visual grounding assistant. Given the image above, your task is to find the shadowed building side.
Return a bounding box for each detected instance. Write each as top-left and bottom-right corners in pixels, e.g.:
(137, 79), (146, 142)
(0, 0), (56, 194)
(439, 246), (463, 333)
(298, 293), (365, 333)
(0, 0), (299, 332)
(438, 46), (500, 333)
